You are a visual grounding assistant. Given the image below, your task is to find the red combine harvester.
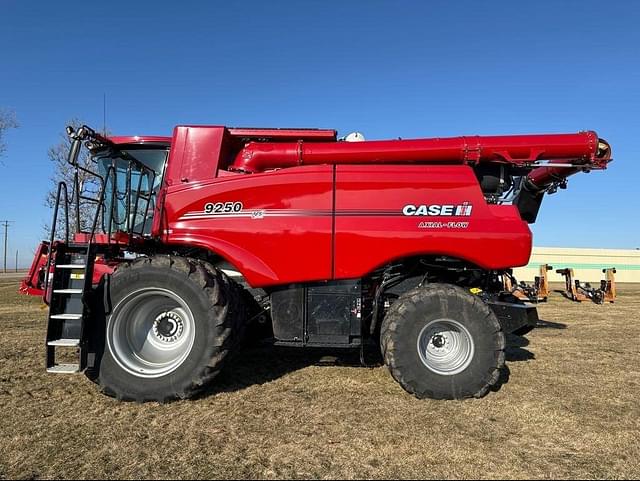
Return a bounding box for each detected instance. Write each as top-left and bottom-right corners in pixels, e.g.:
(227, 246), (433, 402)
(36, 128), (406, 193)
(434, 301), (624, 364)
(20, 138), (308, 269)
(21, 125), (611, 401)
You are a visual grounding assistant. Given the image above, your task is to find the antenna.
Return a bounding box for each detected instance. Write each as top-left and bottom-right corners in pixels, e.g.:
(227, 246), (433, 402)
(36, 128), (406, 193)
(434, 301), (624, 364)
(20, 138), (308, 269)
(103, 93), (107, 135)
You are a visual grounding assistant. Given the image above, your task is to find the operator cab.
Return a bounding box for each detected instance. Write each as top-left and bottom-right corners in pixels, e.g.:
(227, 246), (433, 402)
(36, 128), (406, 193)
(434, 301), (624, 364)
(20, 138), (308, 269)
(94, 144), (169, 236)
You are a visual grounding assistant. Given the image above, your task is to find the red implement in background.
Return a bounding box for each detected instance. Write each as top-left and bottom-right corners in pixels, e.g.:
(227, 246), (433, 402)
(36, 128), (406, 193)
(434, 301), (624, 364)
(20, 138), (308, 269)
(20, 241), (49, 296)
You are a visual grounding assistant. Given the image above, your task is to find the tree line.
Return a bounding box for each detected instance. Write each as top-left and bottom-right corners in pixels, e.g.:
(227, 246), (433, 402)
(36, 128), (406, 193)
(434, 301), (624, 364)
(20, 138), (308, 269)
(1, 109), (97, 236)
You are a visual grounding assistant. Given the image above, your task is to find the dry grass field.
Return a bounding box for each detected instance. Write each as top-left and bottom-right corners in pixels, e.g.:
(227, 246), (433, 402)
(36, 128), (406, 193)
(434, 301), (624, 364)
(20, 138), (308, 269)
(1, 279), (639, 479)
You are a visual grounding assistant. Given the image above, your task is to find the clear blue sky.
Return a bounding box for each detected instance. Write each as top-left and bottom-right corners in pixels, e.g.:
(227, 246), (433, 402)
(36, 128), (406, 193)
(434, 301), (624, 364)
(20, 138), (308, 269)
(1, 0), (639, 267)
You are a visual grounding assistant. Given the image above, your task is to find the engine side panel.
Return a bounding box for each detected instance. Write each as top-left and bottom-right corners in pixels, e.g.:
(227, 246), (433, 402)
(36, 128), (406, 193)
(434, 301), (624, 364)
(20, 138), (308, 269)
(163, 165), (334, 286)
(333, 165), (532, 278)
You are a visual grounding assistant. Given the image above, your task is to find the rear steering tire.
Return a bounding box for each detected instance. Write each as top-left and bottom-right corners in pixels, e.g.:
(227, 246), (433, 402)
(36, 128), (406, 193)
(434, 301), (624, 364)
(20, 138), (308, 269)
(381, 283), (506, 400)
(89, 255), (244, 402)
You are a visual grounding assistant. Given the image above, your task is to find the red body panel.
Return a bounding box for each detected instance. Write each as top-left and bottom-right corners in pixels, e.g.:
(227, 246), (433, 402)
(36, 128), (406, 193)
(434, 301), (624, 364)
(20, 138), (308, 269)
(162, 163), (531, 288)
(163, 165), (334, 286)
(334, 166), (531, 278)
(165, 126), (227, 185)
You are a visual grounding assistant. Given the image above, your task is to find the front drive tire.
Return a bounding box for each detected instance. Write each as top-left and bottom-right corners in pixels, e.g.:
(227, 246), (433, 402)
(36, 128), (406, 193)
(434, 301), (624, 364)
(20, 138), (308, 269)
(89, 255), (243, 402)
(381, 284), (506, 400)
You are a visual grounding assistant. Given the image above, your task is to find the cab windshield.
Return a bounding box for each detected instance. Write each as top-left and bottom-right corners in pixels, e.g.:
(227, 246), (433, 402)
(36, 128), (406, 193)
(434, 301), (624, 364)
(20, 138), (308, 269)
(95, 147), (168, 236)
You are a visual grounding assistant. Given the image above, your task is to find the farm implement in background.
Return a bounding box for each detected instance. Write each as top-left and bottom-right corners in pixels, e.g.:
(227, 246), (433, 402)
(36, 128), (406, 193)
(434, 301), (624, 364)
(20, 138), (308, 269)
(556, 267), (617, 304)
(502, 264), (553, 302)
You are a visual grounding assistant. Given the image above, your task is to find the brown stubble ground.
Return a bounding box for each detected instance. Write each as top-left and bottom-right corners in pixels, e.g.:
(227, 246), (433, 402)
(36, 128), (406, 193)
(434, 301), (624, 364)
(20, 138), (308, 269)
(0, 280), (639, 480)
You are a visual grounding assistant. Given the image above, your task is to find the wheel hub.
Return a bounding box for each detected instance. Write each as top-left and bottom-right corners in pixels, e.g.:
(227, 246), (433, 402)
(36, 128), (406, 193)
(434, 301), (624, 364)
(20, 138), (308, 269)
(417, 319), (475, 376)
(431, 334), (446, 349)
(107, 288), (196, 379)
(153, 311), (184, 342)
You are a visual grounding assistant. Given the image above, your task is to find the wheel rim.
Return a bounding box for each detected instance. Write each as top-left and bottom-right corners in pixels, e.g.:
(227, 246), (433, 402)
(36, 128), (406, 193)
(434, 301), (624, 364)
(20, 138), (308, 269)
(107, 288), (196, 378)
(417, 319), (475, 376)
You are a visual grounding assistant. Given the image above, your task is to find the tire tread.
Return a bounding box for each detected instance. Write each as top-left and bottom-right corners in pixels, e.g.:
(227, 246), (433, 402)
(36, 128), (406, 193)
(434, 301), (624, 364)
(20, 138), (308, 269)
(380, 283), (506, 400)
(93, 255), (245, 403)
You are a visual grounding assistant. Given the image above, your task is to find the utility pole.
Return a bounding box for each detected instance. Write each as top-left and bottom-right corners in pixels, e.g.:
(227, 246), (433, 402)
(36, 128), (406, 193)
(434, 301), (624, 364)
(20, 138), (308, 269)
(16, 249), (18, 272)
(0, 220), (14, 273)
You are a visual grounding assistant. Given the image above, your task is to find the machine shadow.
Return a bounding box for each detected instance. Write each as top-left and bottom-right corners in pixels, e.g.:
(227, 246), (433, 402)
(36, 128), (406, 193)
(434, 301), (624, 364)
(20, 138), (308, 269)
(503, 318), (568, 363)
(537, 318), (568, 330)
(197, 334), (534, 398)
(196, 344), (365, 398)
(554, 290), (574, 301)
(505, 334), (535, 362)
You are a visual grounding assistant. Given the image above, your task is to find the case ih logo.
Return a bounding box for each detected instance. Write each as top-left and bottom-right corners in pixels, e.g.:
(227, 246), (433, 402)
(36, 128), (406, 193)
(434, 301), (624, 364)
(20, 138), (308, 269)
(402, 202), (473, 217)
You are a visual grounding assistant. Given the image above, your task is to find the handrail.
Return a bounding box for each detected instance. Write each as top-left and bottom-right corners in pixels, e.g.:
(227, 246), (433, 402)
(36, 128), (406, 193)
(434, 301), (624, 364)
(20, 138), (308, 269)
(136, 166), (157, 237)
(107, 167), (118, 241)
(130, 169), (157, 240)
(126, 164), (133, 234)
(43, 182), (69, 304)
(75, 162), (105, 235)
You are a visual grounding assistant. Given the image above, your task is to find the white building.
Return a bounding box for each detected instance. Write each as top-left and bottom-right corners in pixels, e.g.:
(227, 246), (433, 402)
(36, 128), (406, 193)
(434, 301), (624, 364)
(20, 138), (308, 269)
(513, 247), (640, 283)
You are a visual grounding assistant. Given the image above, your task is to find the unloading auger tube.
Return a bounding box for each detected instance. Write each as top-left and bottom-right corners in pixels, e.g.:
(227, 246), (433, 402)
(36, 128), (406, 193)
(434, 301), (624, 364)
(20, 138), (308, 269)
(231, 130), (612, 180)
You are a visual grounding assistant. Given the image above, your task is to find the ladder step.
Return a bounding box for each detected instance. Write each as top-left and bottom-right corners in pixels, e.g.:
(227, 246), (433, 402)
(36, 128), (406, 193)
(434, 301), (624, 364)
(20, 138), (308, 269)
(47, 338), (80, 347)
(47, 364), (80, 374)
(50, 313), (83, 320)
(56, 264), (87, 269)
(53, 289), (83, 294)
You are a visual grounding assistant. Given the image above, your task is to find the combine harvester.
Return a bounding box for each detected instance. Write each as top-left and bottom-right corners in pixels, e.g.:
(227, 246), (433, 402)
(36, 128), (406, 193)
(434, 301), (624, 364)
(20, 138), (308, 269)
(21, 125), (611, 401)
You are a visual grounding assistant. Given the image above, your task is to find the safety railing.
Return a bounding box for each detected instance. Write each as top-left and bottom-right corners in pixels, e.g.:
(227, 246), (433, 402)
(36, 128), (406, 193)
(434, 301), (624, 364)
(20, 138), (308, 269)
(43, 181), (70, 302)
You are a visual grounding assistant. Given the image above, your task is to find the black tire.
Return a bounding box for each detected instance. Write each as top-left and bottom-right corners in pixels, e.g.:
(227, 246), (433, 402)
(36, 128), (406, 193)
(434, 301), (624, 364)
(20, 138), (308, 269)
(88, 255), (243, 402)
(380, 283), (505, 400)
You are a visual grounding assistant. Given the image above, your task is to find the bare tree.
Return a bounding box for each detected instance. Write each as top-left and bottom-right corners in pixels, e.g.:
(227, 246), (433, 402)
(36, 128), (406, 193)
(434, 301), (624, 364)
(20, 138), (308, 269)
(0, 109), (18, 163)
(44, 120), (103, 237)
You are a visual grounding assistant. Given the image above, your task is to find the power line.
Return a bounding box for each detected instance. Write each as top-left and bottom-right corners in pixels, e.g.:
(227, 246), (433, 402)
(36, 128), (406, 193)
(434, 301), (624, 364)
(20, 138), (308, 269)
(0, 220), (14, 273)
